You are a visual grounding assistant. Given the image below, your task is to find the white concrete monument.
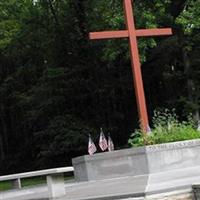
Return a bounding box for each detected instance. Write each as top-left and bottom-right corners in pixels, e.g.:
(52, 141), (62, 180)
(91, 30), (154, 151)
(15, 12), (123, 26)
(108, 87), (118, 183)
(72, 139), (200, 197)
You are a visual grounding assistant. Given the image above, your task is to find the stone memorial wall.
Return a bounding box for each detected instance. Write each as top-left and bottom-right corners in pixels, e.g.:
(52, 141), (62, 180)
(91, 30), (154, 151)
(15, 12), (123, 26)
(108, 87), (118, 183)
(72, 139), (200, 198)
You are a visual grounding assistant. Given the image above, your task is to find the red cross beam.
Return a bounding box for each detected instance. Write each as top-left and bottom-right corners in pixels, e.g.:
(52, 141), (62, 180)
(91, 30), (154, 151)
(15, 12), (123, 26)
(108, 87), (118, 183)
(89, 0), (172, 133)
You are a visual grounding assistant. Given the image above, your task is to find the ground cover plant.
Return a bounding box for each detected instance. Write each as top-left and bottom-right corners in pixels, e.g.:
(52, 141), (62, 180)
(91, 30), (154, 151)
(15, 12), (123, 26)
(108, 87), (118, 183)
(129, 109), (200, 147)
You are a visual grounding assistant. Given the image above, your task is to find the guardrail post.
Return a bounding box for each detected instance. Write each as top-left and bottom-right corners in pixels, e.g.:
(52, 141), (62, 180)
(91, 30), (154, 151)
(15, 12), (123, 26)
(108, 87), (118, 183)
(11, 178), (22, 189)
(47, 173), (66, 199)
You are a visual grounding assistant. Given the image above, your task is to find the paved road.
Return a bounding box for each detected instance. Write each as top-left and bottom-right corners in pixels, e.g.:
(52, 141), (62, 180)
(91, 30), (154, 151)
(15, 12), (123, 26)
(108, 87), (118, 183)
(0, 177), (145, 200)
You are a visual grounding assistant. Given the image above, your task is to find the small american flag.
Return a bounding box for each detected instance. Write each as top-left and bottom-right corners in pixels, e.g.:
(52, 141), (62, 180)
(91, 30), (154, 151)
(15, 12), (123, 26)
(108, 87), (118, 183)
(108, 133), (114, 152)
(88, 135), (97, 155)
(99, 128), (108, 151)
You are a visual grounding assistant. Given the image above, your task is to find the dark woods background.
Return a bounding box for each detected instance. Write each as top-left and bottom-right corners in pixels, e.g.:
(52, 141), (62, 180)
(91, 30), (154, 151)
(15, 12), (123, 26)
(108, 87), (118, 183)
(0, 0), (200, 174)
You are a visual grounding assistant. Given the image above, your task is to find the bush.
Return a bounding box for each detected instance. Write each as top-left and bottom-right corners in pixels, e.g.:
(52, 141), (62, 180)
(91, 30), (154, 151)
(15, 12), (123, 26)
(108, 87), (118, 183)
(128, 109), (200, 147)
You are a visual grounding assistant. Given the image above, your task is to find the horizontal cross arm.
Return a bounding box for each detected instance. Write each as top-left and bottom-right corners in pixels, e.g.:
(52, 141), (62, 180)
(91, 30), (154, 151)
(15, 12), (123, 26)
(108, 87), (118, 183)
(89, 30), (129, 40)
(89, 28), (172, 40)
(136, 28), (172, 37)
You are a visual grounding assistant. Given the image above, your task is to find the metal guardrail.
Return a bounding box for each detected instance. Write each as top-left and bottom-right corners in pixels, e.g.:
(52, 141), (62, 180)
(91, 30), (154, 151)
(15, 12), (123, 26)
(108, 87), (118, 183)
(0, 167), (74, 182)
(0, 166), (74, 199)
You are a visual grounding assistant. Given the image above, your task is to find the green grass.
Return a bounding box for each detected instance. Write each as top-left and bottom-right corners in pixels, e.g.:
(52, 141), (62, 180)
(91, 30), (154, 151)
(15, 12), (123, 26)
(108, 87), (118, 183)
(0, 181), (11, 191)
(0, 177), (46, 191)
(22, 177), (46, 187)
(0, 175), (74, 191)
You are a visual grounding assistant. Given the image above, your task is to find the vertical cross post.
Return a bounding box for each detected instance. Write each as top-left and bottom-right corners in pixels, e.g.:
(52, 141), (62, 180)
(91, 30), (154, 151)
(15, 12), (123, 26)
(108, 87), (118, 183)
(123, 0), (148, 131)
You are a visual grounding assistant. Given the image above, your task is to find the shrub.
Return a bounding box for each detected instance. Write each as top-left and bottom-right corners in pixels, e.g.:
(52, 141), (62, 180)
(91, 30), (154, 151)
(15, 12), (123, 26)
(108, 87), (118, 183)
(128, 109), (200, 147)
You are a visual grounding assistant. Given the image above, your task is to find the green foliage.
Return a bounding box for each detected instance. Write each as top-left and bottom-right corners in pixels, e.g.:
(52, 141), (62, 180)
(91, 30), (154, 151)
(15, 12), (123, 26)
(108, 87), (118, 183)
(176, 0), (200, 35)
(129, 110), (200, 147)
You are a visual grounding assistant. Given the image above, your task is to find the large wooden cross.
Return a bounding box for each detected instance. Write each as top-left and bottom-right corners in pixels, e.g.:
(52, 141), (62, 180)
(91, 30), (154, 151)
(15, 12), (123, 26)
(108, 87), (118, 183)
(89, 0), (172, 133)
